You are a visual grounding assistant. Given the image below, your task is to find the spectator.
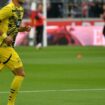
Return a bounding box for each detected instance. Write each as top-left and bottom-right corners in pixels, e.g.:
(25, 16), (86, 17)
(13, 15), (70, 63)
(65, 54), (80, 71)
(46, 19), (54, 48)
(93, 1), (103, 17)
(88, 1), (95, 17)
(82, 1), (88, 17)
(47, 2), (63, 18)
(70, 4), (82, 18)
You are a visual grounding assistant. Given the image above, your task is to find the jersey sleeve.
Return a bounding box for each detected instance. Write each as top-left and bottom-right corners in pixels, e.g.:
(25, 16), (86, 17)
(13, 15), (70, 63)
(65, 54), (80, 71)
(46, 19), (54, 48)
(0, 5), (12, 21)
(0, 33), (7, 45)
(0, 5), (12, 45)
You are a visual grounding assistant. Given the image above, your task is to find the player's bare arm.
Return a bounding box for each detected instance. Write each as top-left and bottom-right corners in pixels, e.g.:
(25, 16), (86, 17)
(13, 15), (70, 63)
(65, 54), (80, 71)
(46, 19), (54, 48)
(18, 26), (31, 32)
(4, 26), (31, 46)
(4, 36), (13, 46)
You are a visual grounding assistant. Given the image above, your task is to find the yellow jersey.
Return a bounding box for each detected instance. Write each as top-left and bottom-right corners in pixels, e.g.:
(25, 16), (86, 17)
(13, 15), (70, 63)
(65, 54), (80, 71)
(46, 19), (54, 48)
(0, 2), (24, 47)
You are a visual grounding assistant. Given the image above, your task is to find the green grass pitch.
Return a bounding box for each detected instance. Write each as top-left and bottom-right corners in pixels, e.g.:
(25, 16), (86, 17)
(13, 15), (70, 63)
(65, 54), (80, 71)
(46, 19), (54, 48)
(0, 46), (105, 105)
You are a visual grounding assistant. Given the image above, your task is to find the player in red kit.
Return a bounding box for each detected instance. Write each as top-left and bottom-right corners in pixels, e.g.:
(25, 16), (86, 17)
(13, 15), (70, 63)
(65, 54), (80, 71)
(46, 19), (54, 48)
(30, 3), (44, 48)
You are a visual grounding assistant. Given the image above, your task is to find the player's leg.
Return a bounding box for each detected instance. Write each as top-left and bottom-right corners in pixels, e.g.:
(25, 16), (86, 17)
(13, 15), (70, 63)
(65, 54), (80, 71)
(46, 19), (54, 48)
(7, 67), (25, 105)
(38, 26), (43, 45)
(4, 48), (25, 105)
(36, 26), (41, 44)
(36, 26), (43, 48)
(0, 48), (9, 71)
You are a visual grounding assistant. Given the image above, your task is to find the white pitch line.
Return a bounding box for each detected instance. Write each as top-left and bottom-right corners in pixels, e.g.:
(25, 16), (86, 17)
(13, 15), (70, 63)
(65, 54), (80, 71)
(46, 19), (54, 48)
(0, 88), (105, 94)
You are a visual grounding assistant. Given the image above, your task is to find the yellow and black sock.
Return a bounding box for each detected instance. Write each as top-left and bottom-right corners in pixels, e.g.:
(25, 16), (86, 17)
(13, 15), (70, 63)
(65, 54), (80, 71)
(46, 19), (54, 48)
(7, 76), (24, 105)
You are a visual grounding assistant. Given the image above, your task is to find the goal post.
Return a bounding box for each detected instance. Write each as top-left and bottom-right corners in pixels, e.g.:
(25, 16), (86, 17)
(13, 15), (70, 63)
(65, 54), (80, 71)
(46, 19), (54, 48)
(43, 0), (48, 47)
(29, 1), (36, 46)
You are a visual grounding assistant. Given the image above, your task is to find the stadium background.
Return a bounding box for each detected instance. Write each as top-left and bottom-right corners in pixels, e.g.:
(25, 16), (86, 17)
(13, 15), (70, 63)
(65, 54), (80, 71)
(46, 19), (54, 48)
(0, 0), (105, 105)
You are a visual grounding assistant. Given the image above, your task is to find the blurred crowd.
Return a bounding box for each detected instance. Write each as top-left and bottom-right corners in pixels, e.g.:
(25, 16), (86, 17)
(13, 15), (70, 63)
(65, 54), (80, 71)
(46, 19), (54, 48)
(0, 0), (105, 18)
(47, 0), (105, 18)
(68, 1), (105, 18)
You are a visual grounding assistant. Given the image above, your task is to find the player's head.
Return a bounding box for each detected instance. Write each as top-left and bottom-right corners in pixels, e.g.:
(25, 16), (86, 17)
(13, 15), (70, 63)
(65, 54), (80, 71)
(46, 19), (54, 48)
(12, 0), (25, 5)
(37, 3), (43, 12)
